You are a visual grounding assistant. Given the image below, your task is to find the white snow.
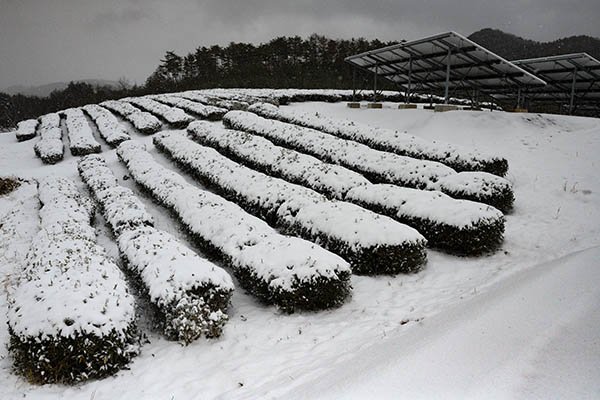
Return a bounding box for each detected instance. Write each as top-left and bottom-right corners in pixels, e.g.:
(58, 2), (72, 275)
(0, 180), (40, 275)
(101, 100), (162, 134)
(248, 102), (504, 174)
(7, 177), (135, 339)
(118, 226), (234, 306)
(151, 94), (227, 120)
(155, 131), (425, 255)
(33, 112), (63, 163)
(224, 110), (514, 209)
(82, 104), (131, 146)
(15, 119), (38, 142)
(116, 140), (351, 292)
(434, 170), (513, 198)
(125, 97), (194, 127)
(176, 91), (250, 111)
(346, 184), (503, 229)
(188, 120), (370, 199)
(63, 108), (101, 154)
(1, 95), (599, 399)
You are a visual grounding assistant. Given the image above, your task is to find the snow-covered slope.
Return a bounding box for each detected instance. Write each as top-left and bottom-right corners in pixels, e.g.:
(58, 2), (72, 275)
(1, 96), (599, 398)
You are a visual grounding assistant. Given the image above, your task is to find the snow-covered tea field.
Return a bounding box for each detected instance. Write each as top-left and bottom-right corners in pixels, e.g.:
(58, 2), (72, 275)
(1, 89), (599, 399)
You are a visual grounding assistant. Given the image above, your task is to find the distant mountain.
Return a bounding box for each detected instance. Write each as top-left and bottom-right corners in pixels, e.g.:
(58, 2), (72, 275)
(3, 79), (121, 97)
(468, 28), (600, 61)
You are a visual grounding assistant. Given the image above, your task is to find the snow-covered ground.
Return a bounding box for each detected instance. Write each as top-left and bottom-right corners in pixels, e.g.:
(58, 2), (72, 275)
(0, 100), (599, 399)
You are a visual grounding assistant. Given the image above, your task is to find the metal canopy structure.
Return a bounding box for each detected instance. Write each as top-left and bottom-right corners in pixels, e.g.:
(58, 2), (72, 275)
(513, 53), (600, 114)
(344, 31), (546, 104)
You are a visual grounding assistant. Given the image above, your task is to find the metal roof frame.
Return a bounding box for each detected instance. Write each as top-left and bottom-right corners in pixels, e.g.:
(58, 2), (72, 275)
(512, 53), (600, 114)
(344, 31), (546, 104)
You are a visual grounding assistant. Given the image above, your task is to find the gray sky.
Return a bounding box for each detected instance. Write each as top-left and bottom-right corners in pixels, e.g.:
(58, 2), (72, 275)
(1, 0), (599, 89)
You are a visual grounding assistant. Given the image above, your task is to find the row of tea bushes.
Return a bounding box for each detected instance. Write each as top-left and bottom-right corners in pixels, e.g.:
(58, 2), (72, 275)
(7, 177), (139, 384)
(154, 131), (427, 274)
(116, 141), (352, 312)
(188, 122), (505, 255)
(78, 155), (234, 343)
(223, 111), (514, 212)
(101, 100), (162, 134)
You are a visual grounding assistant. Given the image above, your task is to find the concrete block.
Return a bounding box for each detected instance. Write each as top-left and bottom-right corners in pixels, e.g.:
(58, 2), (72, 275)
(367, 103), (383, 109)
(398, 104), (417, 109)
(434, 104), (459, 112)
(347, 102), (361, 109)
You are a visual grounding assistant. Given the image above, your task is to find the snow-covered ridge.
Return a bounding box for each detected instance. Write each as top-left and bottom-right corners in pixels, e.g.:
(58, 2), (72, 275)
(223, 111), (514, 212)
(188, 121), (370, 199)
(248, 102), (508, 176)
(116, 141), (351, 312)
(82, 104), (130, 147)
(33, 113), (63, 164)
(124, 97), (194, 128)
(78, 155), (234, 343)
(0, 180), (40, 275)
(346, 184), (505, 254)
(62, 108), (101, 156)
(175, 91), (250, 111)
(101, 100), (162, 134)
(188, 121), (505, 254)
(15, 119), (38, 142)
(7, 177), (138, 384)
(155, 131), (427, 274)
(151, 94), (227, 121)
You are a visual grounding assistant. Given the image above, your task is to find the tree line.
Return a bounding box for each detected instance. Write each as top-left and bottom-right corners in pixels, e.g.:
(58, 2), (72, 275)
(1, 35), (396, 129)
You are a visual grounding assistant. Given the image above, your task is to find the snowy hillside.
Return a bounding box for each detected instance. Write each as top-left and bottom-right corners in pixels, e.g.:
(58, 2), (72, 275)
(1, 90), (599, 398)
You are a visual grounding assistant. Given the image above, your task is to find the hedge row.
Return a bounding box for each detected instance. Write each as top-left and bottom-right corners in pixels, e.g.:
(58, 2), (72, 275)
(0, 179), (39, 270)
(101, 100), (162, 134)
(33, 113), (64, 164)
(82, 104), (131, 147)
(176, 91), (250, 111)
(62, 108), (101, 156)
(7, 177), (138, 384)
(116, 141), (351, 312)
(249, 103), (508, 177)
(152, 94), (227, 121)
(154, 131), (427, 274)
(346, 185), (505, 255)
(188, 121), (370, 199)
(223, 111), (514, 212)
(125, 96), (194, 128)
(78, 155), (234, 343)
(15, 119), (38, 142)
(188, 122), (505, 255)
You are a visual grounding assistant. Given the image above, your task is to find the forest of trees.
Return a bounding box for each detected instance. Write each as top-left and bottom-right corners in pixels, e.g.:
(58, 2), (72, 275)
(2, 29), (599, 129)
(0, 35), (395, 129)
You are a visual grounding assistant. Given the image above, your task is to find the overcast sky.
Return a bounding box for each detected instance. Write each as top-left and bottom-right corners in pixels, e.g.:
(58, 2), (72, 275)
(1, 0), (599, 89)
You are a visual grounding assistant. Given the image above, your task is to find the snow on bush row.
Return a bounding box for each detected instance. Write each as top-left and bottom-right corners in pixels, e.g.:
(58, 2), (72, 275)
(33, 113), (64, 164)
(101, 100), (162, 134)
(151, 94), (227, 121)
(82, 104), (131, 146)
(7, 177), (138, 384)
(346, 185), (505, 255)
(249, 103), (509, 177)
(176, 91), (249, 111)
(188, 121), (370, 199)
(78, 155), (234, 343)
(15, 119), (38, 142)
(223, 111), (515, 212)
(0, 179), (40, 274)
(125, 97), (194, 128)
(62, 108), (101, 156)
(116, 141), (351, 311)
(78, 155), (153, 235)
(154, 131), (427, 274)
(188, 122), (505, 254)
